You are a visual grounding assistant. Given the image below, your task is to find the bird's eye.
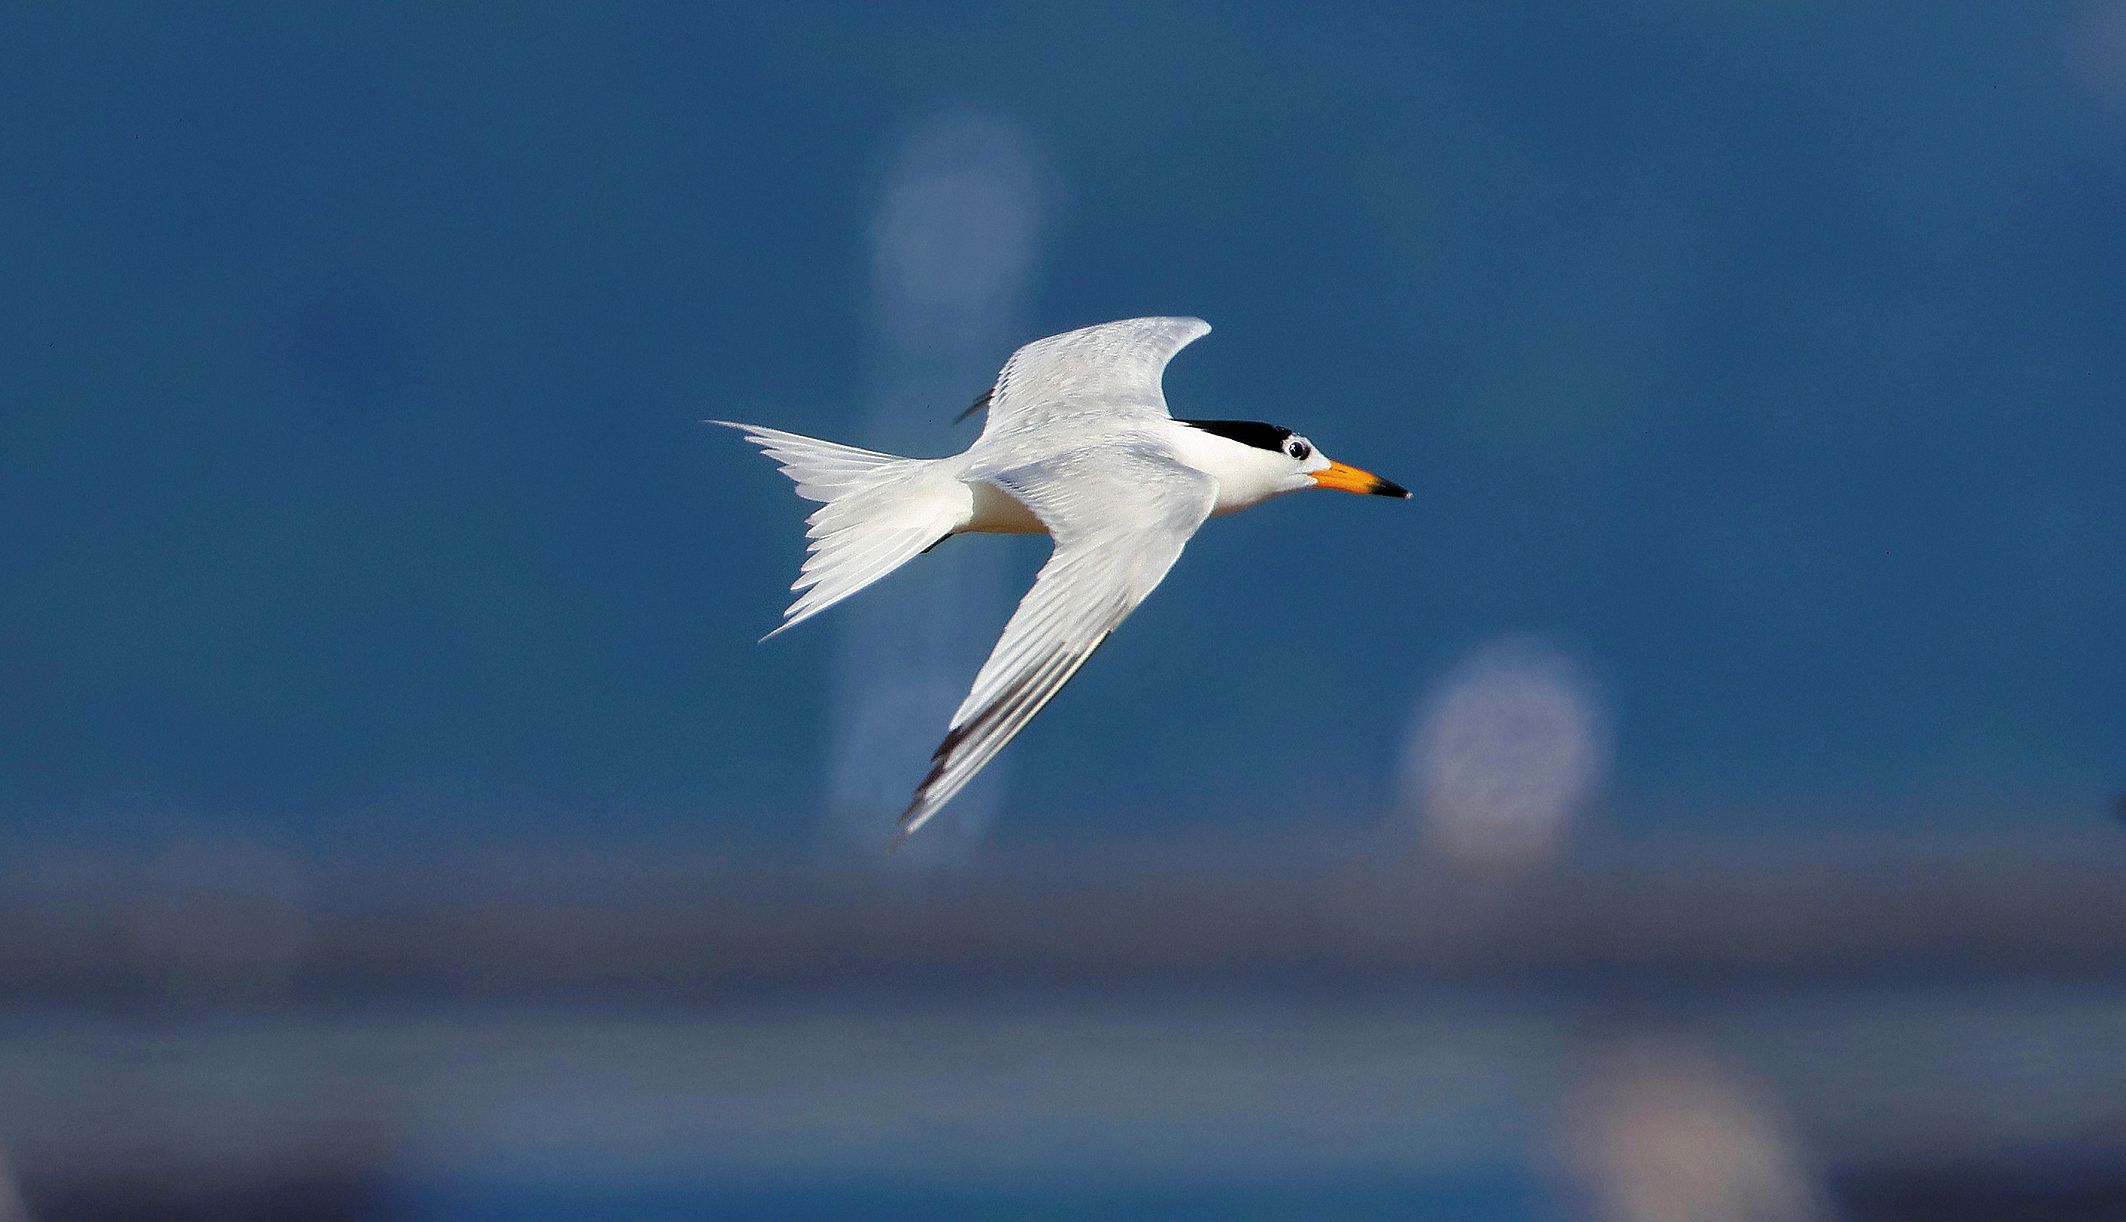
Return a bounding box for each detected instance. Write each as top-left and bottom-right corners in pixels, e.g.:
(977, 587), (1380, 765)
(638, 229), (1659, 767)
(1288, 441), (1311, 460)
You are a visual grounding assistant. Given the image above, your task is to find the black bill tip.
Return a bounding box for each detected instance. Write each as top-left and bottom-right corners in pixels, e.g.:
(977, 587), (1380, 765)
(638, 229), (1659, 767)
(1370, 478), (1411, 499)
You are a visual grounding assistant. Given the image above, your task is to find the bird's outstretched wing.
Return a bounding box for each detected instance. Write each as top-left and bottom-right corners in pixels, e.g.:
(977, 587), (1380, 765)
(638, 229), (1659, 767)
(893, 443), (1219, 845)
(973, 317), (1210, 440)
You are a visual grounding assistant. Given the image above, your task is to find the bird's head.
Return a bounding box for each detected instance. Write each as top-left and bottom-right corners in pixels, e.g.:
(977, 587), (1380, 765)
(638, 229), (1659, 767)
(1176, 418), (1410, 505)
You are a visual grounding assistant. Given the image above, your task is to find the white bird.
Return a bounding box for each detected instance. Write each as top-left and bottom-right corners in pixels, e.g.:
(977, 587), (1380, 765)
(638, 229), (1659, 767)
(718, 317), (1408, 848)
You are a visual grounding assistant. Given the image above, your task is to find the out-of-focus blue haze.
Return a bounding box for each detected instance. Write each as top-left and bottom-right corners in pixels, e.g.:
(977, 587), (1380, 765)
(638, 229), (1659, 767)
(3, 2), (2122, 847)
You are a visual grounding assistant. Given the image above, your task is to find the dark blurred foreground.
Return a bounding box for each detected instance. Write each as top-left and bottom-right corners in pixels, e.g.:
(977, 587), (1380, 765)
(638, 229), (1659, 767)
(1, 826), (2123, 1221)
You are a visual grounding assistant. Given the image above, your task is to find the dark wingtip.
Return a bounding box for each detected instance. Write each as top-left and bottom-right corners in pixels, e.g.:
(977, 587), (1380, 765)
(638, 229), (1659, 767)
(952, 388), (993, 425)
(1371, 478), (1411, 499)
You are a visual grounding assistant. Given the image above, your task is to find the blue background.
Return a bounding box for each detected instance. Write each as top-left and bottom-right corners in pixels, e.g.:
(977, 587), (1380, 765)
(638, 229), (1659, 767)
(4, 2), (2122, 847)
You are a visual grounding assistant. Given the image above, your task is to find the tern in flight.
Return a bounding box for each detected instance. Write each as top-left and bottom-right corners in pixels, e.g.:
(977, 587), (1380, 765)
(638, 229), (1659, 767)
(718, 317), (1408, 848)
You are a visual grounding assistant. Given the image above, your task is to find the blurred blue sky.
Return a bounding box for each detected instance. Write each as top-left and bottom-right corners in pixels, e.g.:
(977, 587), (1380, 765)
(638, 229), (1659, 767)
(2, 2), (2121, 847)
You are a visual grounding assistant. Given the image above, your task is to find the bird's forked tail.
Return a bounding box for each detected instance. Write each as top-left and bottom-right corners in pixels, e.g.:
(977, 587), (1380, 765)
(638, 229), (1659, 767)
(714, 421), (967, 639)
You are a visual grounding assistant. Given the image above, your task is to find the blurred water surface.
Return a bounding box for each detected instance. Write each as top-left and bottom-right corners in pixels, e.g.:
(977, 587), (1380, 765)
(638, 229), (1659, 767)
(2, 831), (2124, 1218)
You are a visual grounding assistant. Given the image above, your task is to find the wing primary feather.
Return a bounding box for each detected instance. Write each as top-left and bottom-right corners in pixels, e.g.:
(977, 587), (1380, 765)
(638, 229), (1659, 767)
(952, 387), (993, 425)
(890, 639), (1110, 851)
(882, 432), (1220, 850)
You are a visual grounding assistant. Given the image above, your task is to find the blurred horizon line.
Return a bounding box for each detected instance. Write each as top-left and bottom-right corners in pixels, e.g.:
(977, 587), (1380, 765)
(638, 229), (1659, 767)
(2, 821), (2121, 1004)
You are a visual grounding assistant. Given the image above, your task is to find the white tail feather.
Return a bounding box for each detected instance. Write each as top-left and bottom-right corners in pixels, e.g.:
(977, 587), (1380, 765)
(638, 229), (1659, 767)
(715, 421), (969, 638)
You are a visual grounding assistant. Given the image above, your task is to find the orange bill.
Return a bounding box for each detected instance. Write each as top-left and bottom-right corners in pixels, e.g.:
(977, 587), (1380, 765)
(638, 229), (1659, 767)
(1310, 460), (1410, 498)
